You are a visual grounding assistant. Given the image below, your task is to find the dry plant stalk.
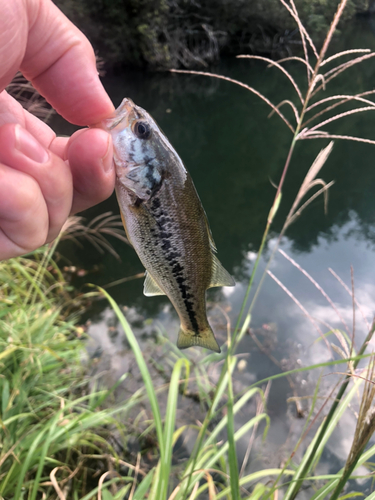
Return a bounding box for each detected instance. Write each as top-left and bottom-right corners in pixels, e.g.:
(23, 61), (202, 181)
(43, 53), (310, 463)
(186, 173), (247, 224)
(7, 72), (54, 121)
(278, 248), (352, 335)
(50, 467), (67, 500)
(329, 356), (375, 499)
(329, 267), (371, 331)
(240, 381), (271, 476)
(346, 360), (375, 467)
(60, 211), (129, 260)
(285, 142), (334, 228)
(267, 269), (332, 353)
(7, 56), (105, 122)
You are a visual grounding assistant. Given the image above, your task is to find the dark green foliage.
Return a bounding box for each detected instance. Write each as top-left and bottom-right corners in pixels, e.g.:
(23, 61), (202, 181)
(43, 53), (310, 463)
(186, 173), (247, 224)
(54, 0), (371, 69)
(54, 0), (170, 68)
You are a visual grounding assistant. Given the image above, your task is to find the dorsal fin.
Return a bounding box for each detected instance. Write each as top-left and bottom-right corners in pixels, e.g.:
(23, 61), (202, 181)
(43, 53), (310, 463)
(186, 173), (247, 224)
(143, 271), (166, 296)
(209, 255), (235, 288)
(204, 212), (217, 253)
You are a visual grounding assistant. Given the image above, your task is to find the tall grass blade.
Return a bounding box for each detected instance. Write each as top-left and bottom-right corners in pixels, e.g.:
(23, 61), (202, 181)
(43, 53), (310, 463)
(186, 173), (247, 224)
(163, 358), (190, 498)
(14, 429), (47, 499)
(133, 468), (155, 500)
(226, 358), (240, 500)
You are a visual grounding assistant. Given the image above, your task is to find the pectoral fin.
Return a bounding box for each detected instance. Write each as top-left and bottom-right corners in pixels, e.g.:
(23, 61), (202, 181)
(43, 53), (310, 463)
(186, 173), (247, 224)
(119, 211), (133, 246)
(143, 271), (166, 296)
(209, 255), (235, 288)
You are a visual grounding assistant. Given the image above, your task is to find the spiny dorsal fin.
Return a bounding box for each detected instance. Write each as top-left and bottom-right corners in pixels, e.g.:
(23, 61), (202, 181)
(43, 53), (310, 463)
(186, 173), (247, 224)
(204, 213), (217, 253)
(209, 255), (235, 288)
(143, 271), (166, 296)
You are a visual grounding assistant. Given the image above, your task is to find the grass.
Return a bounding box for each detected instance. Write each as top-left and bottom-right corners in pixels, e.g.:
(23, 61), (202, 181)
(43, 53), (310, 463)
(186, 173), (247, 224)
(2, 248), (373, 499)
(3, 0), (375, 498)
(0, 247), (272, 499)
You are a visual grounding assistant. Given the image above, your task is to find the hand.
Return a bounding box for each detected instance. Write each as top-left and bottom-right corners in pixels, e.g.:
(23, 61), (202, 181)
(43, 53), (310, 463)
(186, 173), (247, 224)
(0, 0), (116, 260)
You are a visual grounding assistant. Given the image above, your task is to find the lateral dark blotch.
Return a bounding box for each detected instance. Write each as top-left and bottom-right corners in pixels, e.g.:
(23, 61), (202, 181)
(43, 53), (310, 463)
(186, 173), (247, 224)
(151, 198), (161, 210)
(158, 217), (169, 227)
(159, 231), (172, 239)
(161, 240), (172, 251)
(184, 299), (199, 331)
(145, 166), (155, 184)
(185, 299), (193, 311)
(165, 251), (180, 261)
(172, 263), (183, 275)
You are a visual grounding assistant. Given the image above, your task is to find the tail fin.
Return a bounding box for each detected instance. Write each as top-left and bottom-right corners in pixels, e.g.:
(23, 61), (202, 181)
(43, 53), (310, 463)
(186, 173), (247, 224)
(177, 326), (221, 353)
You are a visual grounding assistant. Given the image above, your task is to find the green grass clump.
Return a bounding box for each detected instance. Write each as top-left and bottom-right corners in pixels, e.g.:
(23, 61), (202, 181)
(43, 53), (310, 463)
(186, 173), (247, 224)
(0, 251), (134, 499)
(0, 250), (273, 499)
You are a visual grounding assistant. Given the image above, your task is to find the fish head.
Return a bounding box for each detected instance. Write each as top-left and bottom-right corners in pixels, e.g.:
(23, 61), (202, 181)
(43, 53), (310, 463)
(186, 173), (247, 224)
(99, 98), (178, 202)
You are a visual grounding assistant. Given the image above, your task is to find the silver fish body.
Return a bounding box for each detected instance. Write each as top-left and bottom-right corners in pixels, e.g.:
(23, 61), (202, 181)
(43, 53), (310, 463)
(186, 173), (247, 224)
(100, 98), (235, 353)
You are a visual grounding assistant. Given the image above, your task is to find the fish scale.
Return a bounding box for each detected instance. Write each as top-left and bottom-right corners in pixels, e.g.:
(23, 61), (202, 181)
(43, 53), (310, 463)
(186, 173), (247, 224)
(99, 98), (235, 353)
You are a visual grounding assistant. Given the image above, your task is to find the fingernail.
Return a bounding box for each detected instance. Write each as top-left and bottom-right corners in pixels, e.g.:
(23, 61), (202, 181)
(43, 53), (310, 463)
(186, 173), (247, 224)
(101, 134), (113, 173)
(15, 125), (49, 163)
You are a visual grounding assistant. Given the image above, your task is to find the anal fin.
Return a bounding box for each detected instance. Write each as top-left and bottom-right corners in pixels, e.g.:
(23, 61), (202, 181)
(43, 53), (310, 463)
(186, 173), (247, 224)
(143, 271), (166, 297)
(209, 255), (235, 288)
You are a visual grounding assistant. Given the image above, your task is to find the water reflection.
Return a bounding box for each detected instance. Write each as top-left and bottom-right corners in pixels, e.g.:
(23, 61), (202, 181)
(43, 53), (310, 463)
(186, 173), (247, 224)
(85, 216), (375, 487)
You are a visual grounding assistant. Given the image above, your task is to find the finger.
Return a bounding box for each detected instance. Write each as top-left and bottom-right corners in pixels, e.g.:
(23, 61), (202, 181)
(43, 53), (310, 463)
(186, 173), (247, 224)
(0, 123), (73, 243)
(0, 95), (115, 216)
(21, 0), (114, 125)
(0, 2), (27, 91)
(49, 135), (69, 158)
(0, 163), (48, 259)
(0, 90), (56, 147)
(66, 128), (115, 214)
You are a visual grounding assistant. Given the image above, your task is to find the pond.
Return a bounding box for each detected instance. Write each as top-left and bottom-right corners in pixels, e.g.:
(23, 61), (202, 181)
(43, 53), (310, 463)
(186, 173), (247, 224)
(52, 14), (375, 495)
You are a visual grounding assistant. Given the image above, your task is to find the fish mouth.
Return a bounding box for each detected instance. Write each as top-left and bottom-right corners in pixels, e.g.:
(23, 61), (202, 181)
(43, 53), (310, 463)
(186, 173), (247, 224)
(100, 98), (137, 131)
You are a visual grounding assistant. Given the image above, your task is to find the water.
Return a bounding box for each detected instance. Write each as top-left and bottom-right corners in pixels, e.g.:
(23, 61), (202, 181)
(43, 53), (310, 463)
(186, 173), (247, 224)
(52, 16), (375, 492)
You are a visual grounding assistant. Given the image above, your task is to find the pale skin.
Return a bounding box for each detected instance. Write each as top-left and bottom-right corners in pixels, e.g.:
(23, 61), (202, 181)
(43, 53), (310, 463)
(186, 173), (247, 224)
(0, 0), (116, 260)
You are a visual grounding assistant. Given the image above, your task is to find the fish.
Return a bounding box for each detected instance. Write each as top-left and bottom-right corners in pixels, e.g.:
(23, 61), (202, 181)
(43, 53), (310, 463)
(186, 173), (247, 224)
(99, 98), (235, 353)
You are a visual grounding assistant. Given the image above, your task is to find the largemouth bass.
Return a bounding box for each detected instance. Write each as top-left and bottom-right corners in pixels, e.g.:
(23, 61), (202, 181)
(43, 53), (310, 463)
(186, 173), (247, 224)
(99, 98), (235, 353)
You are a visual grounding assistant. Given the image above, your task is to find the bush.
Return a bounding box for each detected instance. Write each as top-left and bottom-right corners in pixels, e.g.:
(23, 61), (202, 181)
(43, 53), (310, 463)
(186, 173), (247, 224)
(54, 0), (371, 69)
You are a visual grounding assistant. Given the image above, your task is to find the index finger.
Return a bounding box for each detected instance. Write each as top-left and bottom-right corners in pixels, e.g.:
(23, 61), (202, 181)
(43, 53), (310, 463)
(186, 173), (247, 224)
(20, 0), (114, 125)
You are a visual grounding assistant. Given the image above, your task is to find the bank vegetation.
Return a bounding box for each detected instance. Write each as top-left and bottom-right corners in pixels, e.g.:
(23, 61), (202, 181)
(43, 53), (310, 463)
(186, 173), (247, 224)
(54, 0), (370, 69)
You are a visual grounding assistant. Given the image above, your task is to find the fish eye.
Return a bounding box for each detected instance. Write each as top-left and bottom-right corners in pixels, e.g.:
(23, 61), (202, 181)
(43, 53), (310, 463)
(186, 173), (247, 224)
(133, 121), (151, 140)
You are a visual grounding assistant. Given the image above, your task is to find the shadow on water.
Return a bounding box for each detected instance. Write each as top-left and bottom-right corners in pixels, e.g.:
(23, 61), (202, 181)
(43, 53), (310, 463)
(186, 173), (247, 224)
(52, 16), (375, 485)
